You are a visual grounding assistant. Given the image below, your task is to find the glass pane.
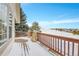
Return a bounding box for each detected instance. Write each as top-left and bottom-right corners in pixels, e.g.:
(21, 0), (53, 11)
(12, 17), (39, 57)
(0, 4), (8, 46)
(0, 4), (2, 41)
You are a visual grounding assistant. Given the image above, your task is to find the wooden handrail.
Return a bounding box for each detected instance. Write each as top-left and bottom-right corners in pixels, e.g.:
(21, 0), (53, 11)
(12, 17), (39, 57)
(37, 32), (79, 43)
(37, 32), (79, 56)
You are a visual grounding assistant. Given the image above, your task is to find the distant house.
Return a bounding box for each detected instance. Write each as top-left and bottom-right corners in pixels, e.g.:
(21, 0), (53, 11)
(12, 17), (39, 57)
(0, 3), (20, 55)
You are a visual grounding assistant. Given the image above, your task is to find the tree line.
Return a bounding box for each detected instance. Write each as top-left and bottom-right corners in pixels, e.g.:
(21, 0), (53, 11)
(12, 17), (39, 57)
(15, 7), (41, 32)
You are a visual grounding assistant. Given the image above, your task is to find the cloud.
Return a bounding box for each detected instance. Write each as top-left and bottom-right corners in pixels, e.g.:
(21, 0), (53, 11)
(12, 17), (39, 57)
(56, 14), (66, 18)
(38, 18), (79, 28)
(50, 19), (79, 24)
(27, 18), (79, 29)
(39, 18), (79, 24)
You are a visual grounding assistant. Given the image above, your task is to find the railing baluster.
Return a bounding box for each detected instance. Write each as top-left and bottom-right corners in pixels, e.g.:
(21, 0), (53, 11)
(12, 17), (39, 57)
(54, 38), (56, 50)
(60, 39), (62, 54)
(64, 40), (66, 56)
(78, 44), (79, 56)
(51, 36), (52, 48)
(72, 42), (74, 56)
(53, 37), (54, 50)
(52, 37), (54, 49)
(55, 38), (56, 51)
(58, 38), (59, 52)
(68, 42), (70, 56)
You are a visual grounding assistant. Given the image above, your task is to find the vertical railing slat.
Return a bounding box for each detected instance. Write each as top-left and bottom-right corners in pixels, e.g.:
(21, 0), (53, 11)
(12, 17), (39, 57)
(58, 38), (59, 52)
(50, 36), (52, 48)
(60, 39), (62, 54)
(51, 36), (52, 49)
(72, 42), (74, 56)
(54, 37), (56, 50)
(68, 42), (70, 56)
(64, 40), (66, 56)
(55, 38), (56, 51)
(53, 37), (54, 50)
(78, 44), (79, 56)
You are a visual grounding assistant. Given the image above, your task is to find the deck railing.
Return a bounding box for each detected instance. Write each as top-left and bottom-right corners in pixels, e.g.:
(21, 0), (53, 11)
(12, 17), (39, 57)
(37, 32), (79, 56)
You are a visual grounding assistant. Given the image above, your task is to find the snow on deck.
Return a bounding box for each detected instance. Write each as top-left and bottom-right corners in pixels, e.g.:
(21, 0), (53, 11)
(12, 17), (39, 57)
(7, 37), (53, 56)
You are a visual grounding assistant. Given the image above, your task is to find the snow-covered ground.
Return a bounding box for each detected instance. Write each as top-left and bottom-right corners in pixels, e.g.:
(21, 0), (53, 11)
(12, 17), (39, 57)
(41, 29), (79, 39)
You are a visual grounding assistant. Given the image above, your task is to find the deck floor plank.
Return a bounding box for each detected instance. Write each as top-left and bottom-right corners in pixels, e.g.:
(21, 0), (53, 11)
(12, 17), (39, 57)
(7, 37), (53, 56)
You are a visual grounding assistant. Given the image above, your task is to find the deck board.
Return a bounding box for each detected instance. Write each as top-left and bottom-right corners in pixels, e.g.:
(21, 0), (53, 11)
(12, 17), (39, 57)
(7, 37), (53, 56)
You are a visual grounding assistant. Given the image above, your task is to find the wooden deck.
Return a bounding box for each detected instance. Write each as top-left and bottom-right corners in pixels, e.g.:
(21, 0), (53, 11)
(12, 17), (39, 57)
(7, 37), (54, 56)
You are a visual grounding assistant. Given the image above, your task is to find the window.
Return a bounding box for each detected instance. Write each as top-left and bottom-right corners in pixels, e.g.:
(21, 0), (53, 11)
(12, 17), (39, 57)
(0, 4), (12, 46)
(0, 4), (7, 46)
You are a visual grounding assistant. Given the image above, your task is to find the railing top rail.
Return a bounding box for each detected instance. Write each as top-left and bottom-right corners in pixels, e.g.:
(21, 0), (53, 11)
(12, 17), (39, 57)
(37, 32), (79, 43)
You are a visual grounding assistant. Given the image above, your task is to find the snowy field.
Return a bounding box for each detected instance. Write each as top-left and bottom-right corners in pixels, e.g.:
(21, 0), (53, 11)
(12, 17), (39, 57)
(41, 29), (79, 39)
